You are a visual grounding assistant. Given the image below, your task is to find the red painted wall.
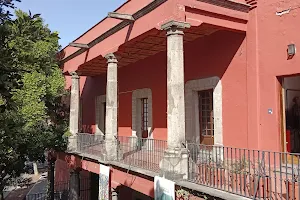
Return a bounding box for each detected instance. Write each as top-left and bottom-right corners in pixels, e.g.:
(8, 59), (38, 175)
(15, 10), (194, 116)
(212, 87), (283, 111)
(75, 30), (247, 148)
(118, 51), (167, 140)
(257, 0), (300, 152)
(245, 0), (300, 152)
(184, 30), (247, 148)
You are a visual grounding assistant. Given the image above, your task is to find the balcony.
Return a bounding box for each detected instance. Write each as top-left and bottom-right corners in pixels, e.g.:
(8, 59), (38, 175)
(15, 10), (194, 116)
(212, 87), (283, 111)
(68, 134), (300, 199)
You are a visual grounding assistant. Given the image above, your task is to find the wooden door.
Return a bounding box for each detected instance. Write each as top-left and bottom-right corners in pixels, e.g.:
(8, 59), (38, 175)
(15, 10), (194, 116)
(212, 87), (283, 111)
(199, 90), (214, 145)
(280, 77), (300, 164)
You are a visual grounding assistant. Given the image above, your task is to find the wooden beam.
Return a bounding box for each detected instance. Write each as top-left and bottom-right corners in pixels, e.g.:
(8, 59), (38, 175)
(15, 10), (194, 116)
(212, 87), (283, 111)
(107, 12), (135, 21)
(69, 42), (90, 49)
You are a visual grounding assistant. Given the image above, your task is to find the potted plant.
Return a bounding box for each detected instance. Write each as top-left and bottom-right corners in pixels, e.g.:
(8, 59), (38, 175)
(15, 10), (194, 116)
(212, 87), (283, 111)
(204, 158), (226, 188)
(285, 172), (300, 200)
(227, 157), (249, 194)
(248, 160), (271, 198)
(176, 189), (190, 200)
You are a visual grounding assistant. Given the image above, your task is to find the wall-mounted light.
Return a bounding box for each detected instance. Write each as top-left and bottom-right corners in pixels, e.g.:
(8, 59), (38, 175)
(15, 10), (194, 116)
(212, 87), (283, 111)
(288, 44), (296, 56)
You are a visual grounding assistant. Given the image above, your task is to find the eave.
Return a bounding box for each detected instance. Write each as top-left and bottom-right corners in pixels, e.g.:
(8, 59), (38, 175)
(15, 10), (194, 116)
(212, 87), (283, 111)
(60, 0), (167, 65)
(60, 0), (251, 76)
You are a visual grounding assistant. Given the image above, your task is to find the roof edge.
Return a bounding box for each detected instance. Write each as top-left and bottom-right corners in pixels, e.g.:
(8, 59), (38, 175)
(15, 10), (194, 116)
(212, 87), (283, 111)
(60, 0), (132, 51)
(60, 0), (167, 65)
(197, 0), (251, 13)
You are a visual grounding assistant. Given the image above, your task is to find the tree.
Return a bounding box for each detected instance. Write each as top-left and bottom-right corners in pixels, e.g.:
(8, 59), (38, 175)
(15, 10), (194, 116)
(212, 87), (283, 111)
(0, 1), (25, 199)
(10, 9), (68, 157)
(0, 0), (22, 112)
(0, 6), (68, 200)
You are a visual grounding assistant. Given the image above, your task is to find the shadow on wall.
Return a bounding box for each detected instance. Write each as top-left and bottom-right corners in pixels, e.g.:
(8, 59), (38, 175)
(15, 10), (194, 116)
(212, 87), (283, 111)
(116, 184), (154, 200)
(76, 30), (246, 141)
(185, 29), (247, 147)
(185, 29), (246, 81)
(80, 74), (107, 134)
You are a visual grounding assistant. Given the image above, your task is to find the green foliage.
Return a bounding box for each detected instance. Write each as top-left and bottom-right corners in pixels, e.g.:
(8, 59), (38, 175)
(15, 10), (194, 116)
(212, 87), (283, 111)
(13, 71), (47, 128)
(8, 9), (68, 155)
(0, 2), (23, 112)
(0, 0), (20, 22)
(0, 5), (68, 197)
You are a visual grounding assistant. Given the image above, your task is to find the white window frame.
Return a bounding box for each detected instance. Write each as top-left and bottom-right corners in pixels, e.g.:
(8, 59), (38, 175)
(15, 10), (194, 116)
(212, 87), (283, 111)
(95, 95), (106, 135)
(132, 88), (153, 138)
(185, 76), (223, 145)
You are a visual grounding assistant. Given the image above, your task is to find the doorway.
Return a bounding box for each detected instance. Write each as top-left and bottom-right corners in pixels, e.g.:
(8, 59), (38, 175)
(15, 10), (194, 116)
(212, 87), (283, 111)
(199, 89), (214, 145)
(281, 76), (300, 163)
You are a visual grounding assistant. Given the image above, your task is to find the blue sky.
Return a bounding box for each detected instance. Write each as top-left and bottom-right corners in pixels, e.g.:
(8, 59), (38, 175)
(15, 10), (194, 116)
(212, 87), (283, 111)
(16, 0), (126, 48)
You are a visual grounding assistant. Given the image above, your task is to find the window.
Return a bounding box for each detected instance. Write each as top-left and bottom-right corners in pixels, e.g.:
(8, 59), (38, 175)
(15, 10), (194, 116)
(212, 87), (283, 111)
(95, 95), (106, 135)
(141, 98), (149, 138)
(132, 88), (152, 138)
(185, 77), (222, 145)
(199, 90), (214, 137)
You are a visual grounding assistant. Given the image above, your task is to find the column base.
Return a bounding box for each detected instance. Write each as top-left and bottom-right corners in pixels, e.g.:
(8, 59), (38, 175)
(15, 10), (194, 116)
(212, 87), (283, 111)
(129, 136), (140, 150)
(188, 144), (224, 164)
(67, 136), (78, 152)
(104, 139), (118, 161)
(129, 136), (155, 151)
(159, 148), (189, 180)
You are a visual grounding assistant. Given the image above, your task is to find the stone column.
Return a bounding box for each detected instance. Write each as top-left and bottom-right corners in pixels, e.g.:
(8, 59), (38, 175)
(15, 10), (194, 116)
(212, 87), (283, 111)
(69, 72), (80, 150)
(160, 20), (190, 180)
(69, 169), (80, 200)
(104, 53), (118, 160)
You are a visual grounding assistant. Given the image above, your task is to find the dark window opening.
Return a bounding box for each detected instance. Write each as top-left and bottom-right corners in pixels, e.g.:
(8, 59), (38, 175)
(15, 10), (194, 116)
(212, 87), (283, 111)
(141, 98), (148, 138)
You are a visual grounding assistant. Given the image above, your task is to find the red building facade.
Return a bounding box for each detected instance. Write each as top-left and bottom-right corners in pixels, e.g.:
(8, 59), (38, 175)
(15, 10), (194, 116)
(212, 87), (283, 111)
(56, 0), (300, 199)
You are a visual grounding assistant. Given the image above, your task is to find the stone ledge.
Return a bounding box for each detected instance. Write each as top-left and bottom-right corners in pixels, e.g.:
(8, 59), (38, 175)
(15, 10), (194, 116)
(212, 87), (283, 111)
(65, 150), (109, 164)
(176, 181), (251, 200)
(109, 161), (158, 178)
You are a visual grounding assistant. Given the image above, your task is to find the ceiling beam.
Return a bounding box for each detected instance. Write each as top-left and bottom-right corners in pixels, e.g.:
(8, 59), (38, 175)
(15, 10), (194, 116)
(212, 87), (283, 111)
(108, 12), (135, 21)
(69, 42), (90, 49)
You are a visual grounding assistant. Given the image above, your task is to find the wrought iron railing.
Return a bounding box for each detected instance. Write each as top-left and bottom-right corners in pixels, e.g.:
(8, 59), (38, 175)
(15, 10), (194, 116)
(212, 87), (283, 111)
(26, 193), (47, 200)
(76, 133), (105, 156)
(68, 134), (300, 199)
(117, 136), (167, 172)
(26, 178), (90, 200)
(187, 143), (300, 199)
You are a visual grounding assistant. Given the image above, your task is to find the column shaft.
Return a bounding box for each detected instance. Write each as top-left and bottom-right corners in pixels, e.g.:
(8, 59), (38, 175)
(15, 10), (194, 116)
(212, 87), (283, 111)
(160, 21), (190, 180)
(166, 27), (186, 149)
(69, 72), (80, 134)
(105, 53), (118, 160)
(69, 72), (80, 150)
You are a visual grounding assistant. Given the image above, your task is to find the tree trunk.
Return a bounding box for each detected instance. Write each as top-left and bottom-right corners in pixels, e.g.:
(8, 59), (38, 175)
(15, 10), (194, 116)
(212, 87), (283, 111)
(0, 185), (4, 200)
(47, 156), (55, 200)
(33, 162), (39, 175)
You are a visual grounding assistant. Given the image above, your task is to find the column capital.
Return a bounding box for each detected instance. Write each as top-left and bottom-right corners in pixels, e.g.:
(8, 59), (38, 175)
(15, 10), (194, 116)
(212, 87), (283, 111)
(161, 20), (191, 36)
(104, 53), (118, 64)
(69, 71), (80, 79)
